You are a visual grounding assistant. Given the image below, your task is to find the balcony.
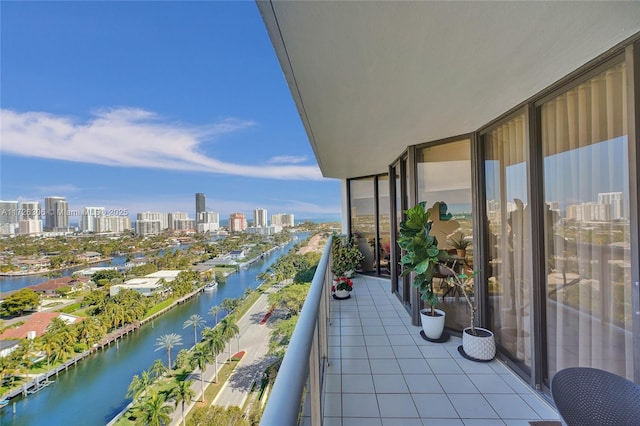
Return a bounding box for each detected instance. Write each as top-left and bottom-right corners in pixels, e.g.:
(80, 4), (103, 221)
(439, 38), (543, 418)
(261, 239), (561, 426)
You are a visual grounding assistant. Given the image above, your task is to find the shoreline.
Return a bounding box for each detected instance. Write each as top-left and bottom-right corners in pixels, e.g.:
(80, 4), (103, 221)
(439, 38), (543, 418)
(0, 256), (114, 277)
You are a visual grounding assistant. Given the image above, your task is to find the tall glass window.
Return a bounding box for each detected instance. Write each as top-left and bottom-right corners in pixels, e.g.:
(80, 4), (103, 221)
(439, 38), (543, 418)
(541, 62), (632, 382)
(377, 175), (391, 276)
(416, 139), (473, 331)
(483, 114), (532, 372)
(349, 177), (376, 274)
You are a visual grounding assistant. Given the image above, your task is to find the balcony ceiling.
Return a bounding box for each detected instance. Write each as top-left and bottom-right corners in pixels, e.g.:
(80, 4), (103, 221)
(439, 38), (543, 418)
(258, 1), (640, 179)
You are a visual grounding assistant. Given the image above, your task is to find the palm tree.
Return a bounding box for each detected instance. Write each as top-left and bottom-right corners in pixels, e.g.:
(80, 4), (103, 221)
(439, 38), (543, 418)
(218, 317), (240, 362)
(136, 390), (173, 426)
(154, 333), (183, 370)
(202, 328), (225, 383)
(150, 359), (168, 380)
(208, 305), (221, 327)
(183, 314), (206, 346)
(126, 369), (153, 399)
(189, 344), (213, 401)
(167, 378), (195, 426)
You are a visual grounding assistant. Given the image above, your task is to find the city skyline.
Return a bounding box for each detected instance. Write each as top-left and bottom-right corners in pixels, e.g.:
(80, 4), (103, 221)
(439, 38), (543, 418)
(0, 2), (341, 222)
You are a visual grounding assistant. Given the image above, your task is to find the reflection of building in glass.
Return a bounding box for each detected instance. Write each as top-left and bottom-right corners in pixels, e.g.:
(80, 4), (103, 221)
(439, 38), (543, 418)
(565, 192), (625, 222)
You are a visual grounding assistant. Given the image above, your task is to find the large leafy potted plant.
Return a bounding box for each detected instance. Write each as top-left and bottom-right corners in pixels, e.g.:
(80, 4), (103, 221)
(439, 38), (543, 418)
(438, 264), (496, 361)
(398, 201), (447, 340)
(331, 235), (364, 279)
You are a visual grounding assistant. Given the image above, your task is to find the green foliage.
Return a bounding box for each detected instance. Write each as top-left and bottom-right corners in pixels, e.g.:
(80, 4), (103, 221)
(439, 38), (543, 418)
(294, 265), (317, 283)
(331, 235), (364, 277)
(91, 269), (124, 283)
(398, 202), (446, 311)
(0, 288), (39, 317)
(447, 232), (470, 250)
(268, 283), (310, 316)
(187, 405), (249, 426)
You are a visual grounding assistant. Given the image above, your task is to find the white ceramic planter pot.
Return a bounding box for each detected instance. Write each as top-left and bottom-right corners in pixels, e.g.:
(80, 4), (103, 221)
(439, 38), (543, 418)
(420, 308), (445, 340)
(335, 289), (351, 298)
(462, 327), (496, 361)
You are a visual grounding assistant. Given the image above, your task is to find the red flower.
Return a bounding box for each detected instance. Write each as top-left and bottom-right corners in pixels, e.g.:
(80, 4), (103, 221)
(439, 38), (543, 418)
(333, 276), (354, 292)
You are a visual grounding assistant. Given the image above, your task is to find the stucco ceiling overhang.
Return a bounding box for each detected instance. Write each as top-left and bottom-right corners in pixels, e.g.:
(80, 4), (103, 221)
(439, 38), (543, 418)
(257, 1), (640, 179)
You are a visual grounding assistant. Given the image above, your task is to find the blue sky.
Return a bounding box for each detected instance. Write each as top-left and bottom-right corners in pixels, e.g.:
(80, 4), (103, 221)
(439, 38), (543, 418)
(0, 1), (341, 222)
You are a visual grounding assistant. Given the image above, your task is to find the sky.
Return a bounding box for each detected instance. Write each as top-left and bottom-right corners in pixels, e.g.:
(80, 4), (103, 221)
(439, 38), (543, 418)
(0, 1), (341, 223)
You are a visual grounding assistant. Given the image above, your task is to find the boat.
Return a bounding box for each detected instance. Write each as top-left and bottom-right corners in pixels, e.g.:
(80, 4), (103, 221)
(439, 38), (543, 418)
(0, 398), (9, 408)
(203, 281), (218, 292)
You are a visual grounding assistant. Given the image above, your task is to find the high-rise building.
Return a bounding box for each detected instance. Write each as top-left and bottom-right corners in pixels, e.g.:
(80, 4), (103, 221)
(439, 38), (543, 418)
(45, 196), (69, 231)
(20, 201), (41, 220)
(228, 212), (247, 233)
(18, 219), (43, 235)
(135, 220), (161, 236)
(195, 193), (206, 223)
(196, 212), (220, 233)
(0, 200), (19, 235)
(137, 212), (168, 230)
(95, 215), (131, 234)
(81, 207), (106, 233)
(598, 192), (625, 220)
(271, 213), (295, 227)
(254, 208), (268, 227)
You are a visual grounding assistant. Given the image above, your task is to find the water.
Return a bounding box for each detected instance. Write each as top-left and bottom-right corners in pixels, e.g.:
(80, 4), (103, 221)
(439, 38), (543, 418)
(0, 233), (307, 426)
(0, 246), (182, 295)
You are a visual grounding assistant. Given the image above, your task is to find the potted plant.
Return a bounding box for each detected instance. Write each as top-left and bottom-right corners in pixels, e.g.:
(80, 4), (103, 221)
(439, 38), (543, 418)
(439, 264), (496, 361)
(331, 276), (353, 299)
(447, 232), (470, 258)
(331, 235), (364, 279)
(398, 202), (448, 340)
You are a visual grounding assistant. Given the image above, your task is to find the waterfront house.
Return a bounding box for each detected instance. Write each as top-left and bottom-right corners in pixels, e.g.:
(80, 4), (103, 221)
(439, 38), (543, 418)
(257, 1), (640, 424)
(0, 312), (82, 340)
(29, 277), (89, 297)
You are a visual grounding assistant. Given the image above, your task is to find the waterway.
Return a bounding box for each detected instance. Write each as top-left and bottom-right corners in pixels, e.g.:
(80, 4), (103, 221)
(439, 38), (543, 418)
(0, 233), (307, 426)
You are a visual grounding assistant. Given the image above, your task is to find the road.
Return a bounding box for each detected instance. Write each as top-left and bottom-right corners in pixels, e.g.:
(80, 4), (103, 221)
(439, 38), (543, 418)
(169, 286), (280, 425)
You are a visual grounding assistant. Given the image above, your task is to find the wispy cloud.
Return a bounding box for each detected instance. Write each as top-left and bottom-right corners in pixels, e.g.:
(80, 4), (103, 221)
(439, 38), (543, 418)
(267, 155), (308, 164)
(1, 108), (324, 180)
(34, 184), (81, 194)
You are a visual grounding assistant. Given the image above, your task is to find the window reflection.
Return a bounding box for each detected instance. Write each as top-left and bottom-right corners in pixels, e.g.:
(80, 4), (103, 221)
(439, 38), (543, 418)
(541, 62), (632, 382)
(416, 139), (473, 331)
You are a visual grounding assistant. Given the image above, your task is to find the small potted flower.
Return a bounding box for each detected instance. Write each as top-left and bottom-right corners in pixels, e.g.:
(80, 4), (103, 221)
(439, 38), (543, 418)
(331, 276), (353, 299)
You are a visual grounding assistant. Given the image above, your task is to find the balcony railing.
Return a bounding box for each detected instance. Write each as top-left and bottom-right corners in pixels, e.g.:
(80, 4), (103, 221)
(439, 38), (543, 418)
(260, 236), (333, 426)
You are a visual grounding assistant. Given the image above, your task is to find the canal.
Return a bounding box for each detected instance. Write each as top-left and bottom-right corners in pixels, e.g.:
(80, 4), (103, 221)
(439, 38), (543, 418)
(0, 233), (307, 426)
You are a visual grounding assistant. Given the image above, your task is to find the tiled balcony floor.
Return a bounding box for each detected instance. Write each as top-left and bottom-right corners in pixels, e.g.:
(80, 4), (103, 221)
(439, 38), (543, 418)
(302, 275), (561, 426)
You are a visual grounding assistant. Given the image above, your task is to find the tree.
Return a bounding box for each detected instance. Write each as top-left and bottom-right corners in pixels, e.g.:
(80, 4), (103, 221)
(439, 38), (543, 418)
(183, 314), (206, 347)
(135, 390), (173, 426)
(208, 305), (221, 327)
(220, 298), (238, 315)
(154, 333), (183, 370)
(167, 378), (195, 426)
(189, 344), (213, 401)
(202, 328), (225, 383)
(218, 317), (239, 363)
(126, 370), (153, 399)
(150, 359), (168, 380)
(0, 288), (39, 316)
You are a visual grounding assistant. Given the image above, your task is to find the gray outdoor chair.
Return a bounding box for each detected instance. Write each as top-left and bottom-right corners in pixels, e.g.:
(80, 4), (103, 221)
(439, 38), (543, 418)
(551, 367), (640, 426)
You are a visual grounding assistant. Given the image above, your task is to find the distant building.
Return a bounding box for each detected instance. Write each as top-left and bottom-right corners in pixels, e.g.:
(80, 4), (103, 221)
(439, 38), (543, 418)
(229, 249), (246, 260)
(95, 215), (131, 233)
(110, 270), (182, 297)
(197, 211), (220, 232)
(20, 201), (41, 220)
(195, 193), (206, 223)
(0, 200), (19, 235)
(254, 208), (268, 227)
(81, 207), (106, 232)
(45, 196), (69, 231)
(135, 219), (161, 236)
(137, 211), (168, 230)
(18, 219), (43, 235)
(228, 212), (247, 232)
(271, 213), (295, 227)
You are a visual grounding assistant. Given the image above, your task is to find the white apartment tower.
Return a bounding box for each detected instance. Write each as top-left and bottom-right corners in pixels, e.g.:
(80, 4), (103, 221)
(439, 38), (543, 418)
(45, 196), (69, 231)
(271, 213), (295, 227)
(81, 207), (106, 233)
(137, 211), (168, 230)
(254, 208), (268, 227)
(0, 200), (19, 235)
